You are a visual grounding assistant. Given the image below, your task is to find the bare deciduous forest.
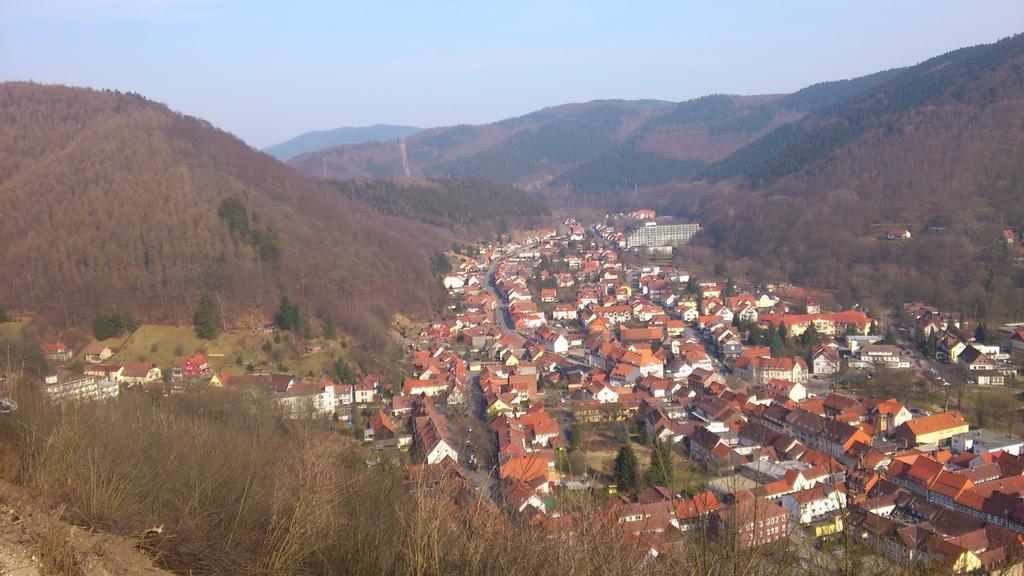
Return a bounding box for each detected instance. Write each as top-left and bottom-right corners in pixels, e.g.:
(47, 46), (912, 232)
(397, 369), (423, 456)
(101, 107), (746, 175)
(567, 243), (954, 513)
(0, 83), (447, 344)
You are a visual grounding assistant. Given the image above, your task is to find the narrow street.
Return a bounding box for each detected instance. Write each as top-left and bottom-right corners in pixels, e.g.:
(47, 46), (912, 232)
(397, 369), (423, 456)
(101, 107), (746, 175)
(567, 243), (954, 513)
(484, 247), (522, 340)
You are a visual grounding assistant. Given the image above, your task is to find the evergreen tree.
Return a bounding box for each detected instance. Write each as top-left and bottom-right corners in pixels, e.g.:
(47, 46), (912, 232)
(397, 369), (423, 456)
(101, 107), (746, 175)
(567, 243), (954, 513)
(93, 312), (138, 340)
(192, 294), (217, 340)
(975, 323), (989, 344)
(0, 306), (7, 323)
(613, 422), (630, 444)
(644, 439), (674, 487)
(570, 422), (582, 451)
(925, 331), (938, 358)
(636, 419), (650, 445)
(351, 407), (364, 440)
(430, 252), (452, 276)
(613, 445), (639, 492)
(769, 333), (786, 358)
(333, 358), (357, 385)
(723, 278), (736, 297)
(800, 324), (820, 348)
(276, 296), (303, 332)
(749, 325), (766, 346)
(322, 315), (337, 340)
(883, 327), (898, 345)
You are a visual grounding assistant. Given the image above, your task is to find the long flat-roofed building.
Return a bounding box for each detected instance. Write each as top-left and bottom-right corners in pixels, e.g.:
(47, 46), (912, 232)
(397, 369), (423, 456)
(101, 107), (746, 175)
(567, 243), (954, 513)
(626, 222), (700, 248)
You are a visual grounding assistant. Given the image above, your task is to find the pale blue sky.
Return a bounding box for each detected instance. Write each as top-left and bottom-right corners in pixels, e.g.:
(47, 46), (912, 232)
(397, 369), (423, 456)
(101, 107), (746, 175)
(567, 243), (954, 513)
(2, 0), (1022, 147)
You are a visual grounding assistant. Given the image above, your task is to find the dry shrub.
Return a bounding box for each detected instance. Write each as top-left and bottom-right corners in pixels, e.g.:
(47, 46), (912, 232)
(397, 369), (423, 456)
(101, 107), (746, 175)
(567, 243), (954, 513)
(1, 389), (354, 574)
(31, 516), (84, 576)
(0, 388), (949, 576)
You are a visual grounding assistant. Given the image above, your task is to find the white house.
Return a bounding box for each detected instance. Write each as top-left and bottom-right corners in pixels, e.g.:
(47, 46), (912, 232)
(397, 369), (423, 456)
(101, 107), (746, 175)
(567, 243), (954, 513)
(811, 347), (840, 375)
(718, 308), (735, 325)
(586, 382), (619, 404)
(354, 376), (379, 403)
(764, 379), (807, 403)
(536, 327), (569, 354)
(552, 304), (578, 322)
(82, 344), (115, 364)
(780, 485), (846, 525)
(424, 437), (459, 465)
(117, 363), (162, 385)
(736, 305), (759, 324)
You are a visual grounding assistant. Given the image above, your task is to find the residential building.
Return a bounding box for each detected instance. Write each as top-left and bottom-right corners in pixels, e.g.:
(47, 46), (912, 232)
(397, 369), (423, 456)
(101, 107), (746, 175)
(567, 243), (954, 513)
(895, 412), (969, 447)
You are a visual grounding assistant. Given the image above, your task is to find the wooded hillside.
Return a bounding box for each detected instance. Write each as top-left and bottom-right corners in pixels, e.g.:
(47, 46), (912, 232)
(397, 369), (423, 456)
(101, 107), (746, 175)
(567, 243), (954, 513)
(333, 177), (550, 236)
(0, 83), (443, 343)
(684, 34), (1024, 320)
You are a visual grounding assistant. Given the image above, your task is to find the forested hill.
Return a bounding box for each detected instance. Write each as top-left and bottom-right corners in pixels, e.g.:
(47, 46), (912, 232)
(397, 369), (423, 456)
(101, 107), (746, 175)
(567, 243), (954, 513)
(0, 83), (443, 343)
(262, 124), (421, 162)
(688, 33), (1024, 320)
(333, 177), (550, 237)
(702, 35), (1024, 184)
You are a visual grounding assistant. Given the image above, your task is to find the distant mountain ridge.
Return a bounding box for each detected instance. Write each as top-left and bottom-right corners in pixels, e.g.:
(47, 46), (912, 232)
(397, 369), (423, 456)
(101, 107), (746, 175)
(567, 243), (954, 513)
(289, 99), (677, 184)
(287, 69), (906, 190)
(263, 124), (421, 162)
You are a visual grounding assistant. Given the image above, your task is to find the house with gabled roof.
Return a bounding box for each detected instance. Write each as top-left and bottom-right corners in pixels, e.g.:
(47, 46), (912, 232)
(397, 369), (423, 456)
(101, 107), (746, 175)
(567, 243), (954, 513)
(412, 405), (458, 465)
(172, 353), (211, 380)
(585, 381), (620, 404)
(1008, 329), (1024, 356)
(764, 379), (807, 403)
(737, 356), (808, 385)
(40, 342), (73, 363)
(82, 343), (114, 364)
(368, 410), (396, 441)
(117, 363), (162, 385)
(895, 411), (969, 447)
(810, 344), (840, 375)
(958, 346), (997, 372)
(673, 491), (720, 532)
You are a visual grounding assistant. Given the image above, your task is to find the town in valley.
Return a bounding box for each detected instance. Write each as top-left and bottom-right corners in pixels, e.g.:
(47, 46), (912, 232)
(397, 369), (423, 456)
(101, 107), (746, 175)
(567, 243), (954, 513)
(16, 209), (1024, 574)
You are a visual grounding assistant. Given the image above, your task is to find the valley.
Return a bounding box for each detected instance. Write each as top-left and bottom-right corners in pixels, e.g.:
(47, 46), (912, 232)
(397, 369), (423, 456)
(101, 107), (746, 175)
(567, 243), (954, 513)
(2, 12), (1024, 575)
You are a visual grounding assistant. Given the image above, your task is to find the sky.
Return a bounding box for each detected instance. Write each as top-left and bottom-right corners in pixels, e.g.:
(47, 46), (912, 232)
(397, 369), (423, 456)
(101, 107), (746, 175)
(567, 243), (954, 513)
(2, 1), (1022, 148)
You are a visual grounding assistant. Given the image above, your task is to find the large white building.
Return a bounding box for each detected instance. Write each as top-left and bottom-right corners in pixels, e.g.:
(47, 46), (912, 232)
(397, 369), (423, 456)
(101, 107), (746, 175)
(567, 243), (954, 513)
(626, 222), (701, 248)
(45, 374), (119, 402)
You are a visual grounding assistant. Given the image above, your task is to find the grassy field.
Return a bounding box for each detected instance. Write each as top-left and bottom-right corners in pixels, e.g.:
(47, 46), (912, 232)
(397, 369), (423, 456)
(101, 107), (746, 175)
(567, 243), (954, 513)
(0, 316), (31, 341)
(847, 367), (1024, 436)
(86, 324), (352, 378)
(577, 427), (706, 494)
